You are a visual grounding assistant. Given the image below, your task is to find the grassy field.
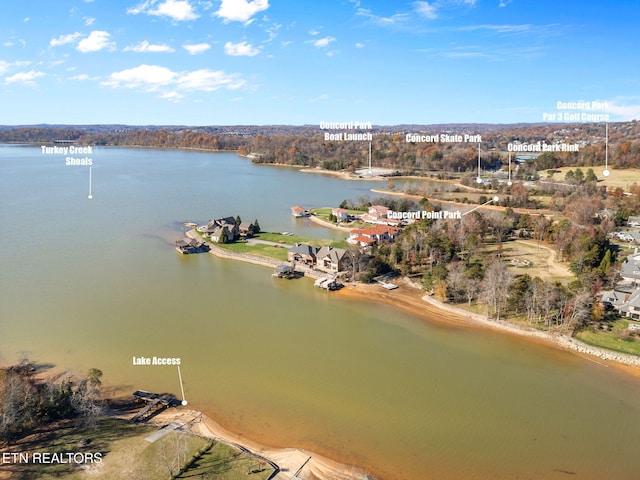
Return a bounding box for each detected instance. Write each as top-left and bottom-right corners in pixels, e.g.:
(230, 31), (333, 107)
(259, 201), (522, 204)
(217, 240), (289, 261)
(541, 166), (640, 190)
(478, 239), (572, 282)
(0, 417), (273, 480)
(575, 319), (640, 357)
(213, 232), (348, 262)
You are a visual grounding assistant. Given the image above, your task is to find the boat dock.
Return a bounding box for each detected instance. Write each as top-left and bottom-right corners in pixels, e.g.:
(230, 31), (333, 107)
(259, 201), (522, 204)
(314, 276), (343, 291)
(130, 390), (181, 423)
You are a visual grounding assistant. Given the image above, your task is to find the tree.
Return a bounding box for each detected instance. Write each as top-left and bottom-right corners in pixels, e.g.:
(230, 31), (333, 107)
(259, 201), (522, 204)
(218, 228), (228, 244)
(480, 258), (514, 321)
(253, 219), (260, 233)
(235, 215), (242, 226)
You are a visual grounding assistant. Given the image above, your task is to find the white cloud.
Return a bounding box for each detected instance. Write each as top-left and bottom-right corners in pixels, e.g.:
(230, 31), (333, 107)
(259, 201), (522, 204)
(5, 70), (45, 86)
(414, 1), (438, 19)
(70, 74), (90, 80)
(356, 8), (411, 27)
(160, 91), (184, 101)
(77, 31), (115, 52)
(215, 0), (269, 23)
(308, 29), (320, 36)
(102, 64), (176, 90)
(606, 99), (640, 121)
(224, 41), (260, 56)
(177, 69), (244, 91)
(124, 40), (175, 53)
(102, 64), (245, 99)
(128, 0), (199, 21)
(0, 60), (32, 75)
(355, 42), (365, 48)
(183, 43), (210, 54)
(312, 36), (335, 48)
(499, 0), (512, 6)
(84, 17), (96, 26)
(3, 41), (14, 47)
(50, 32), (82, 47)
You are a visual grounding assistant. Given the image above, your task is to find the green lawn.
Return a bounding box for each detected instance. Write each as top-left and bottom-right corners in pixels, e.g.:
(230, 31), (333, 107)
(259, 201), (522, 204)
(217, 241), (289, 261)
(575, 319), (640, 357)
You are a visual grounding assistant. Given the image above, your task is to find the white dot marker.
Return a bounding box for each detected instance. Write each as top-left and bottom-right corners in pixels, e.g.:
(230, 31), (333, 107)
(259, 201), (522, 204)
(603, 169), (610, 177)
(88, 194), (93, 199)
(507, 181), (512, 186)
(181, 400), (188, 406)
(476, 177), (482, 184)
(368, 170), (373, 175)
(493, 196), (500, 202)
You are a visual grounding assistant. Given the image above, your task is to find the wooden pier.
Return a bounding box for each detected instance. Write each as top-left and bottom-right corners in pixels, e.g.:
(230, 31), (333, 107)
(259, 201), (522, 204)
(130, 390), (180, 423)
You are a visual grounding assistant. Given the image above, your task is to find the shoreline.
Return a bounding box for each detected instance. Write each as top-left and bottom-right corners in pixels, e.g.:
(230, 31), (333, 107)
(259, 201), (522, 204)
(192, 229), (640, 372)
(145, 409), (367, 480)
(335, 280), (640, 374)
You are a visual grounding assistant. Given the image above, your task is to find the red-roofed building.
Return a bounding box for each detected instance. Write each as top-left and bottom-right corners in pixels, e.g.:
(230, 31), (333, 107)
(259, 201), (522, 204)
(291, 206), (309, 217)
(348, 224), (401, 246)
(331, 207), (350, 222)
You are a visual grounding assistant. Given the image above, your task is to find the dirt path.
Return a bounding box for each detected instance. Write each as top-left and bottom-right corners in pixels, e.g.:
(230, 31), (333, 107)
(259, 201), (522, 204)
(515, 239), (572, 278)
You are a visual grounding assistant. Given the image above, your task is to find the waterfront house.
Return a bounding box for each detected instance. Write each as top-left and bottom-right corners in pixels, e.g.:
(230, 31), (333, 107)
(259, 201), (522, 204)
(201, 217), (240, 241)
(332, 208), (350, 222)
(239, 221), (256, 237)
(600, 289), (629, 311)
(209, 226), (232, 243)
(315, 246), (349, 273)
(348, 225), (401, 246)
(291, 206), (309, 217)
(287, 243), (318, 265)
(618, 289), (640, 320)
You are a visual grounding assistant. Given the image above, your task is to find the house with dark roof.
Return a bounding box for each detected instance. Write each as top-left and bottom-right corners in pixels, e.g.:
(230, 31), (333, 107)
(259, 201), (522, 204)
(287, 243), (318, 265)
(316, 246), (349, 273)
(239, 221), (256, 237)
(199, 216), (240, 242)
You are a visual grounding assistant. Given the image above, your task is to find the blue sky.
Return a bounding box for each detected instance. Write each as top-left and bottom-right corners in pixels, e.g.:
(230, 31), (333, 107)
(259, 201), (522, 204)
(0, 0), (638, 125)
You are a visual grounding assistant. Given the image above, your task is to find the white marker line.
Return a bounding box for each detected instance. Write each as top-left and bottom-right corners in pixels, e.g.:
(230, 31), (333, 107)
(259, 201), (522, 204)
(88, 166), (93, 199)
(462, 196), (499, 216)
(177, 365), (187, 405)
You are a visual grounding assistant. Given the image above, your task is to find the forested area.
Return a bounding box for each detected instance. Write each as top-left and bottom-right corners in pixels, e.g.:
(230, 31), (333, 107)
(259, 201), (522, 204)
(2, 121), (640, 174)
(0, 360), (104, 444)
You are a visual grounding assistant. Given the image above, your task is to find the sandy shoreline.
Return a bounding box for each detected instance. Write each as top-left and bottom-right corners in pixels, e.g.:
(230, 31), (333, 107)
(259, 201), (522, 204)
(146, 409), (367, 480)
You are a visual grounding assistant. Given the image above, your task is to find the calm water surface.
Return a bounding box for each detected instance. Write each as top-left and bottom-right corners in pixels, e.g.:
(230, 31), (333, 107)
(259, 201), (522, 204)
(1, 145), (640, 480)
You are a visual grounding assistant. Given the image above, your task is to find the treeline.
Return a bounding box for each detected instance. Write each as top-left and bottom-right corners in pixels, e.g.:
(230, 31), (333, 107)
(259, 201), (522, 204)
(2, 122), (640, 174)
(0, 360), (104, 444)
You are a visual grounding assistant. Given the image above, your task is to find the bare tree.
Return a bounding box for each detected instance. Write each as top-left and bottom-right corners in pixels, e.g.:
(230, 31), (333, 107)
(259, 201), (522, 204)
(481, 258), (514, 321)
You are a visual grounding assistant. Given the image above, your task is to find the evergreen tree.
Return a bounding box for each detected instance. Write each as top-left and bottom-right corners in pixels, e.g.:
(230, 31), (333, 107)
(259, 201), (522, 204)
(235, 215), (242, 226)
(253, 219), (260, 233)
(219, 228), (228, 244)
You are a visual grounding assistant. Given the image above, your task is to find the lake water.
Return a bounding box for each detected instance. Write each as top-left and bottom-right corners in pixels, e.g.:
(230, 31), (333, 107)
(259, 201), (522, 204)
(1, 145), (640, 480)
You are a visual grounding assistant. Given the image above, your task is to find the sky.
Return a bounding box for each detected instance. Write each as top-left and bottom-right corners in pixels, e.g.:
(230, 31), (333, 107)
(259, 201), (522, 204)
(0, 0), (639, 125)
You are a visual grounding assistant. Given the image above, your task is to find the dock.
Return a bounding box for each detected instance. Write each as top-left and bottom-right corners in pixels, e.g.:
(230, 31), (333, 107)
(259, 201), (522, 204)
(175, 237), (209, 254)
(314, 276), (343, 291)
(130, 390), (180, 423)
